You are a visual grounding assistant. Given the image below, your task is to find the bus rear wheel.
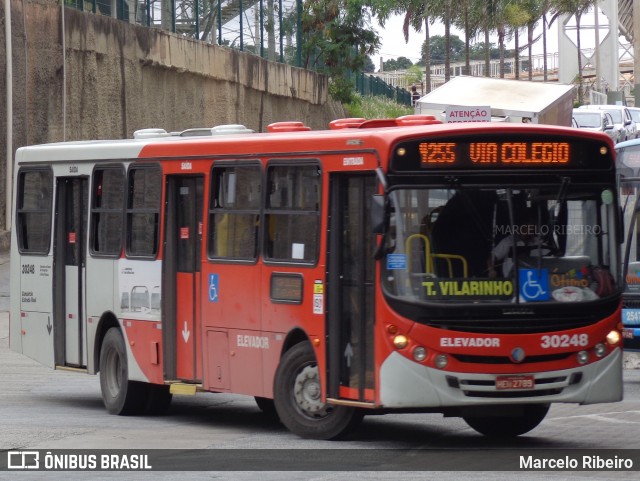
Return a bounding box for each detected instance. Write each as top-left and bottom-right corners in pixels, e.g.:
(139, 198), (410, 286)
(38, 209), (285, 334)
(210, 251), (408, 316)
(463, 404), (550, 437)
(99, 328), (147, 415)
(274, 342), (363, 440)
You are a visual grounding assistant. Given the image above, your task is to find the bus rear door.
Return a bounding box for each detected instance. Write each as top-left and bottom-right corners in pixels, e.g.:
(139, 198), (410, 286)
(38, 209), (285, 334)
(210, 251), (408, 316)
(53, 176), (88, 368)
(163, 175), (204, 382)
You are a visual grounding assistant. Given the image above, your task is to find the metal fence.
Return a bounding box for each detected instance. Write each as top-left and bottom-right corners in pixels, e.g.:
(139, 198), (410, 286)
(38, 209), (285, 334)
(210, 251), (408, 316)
(354, 73), (412, 106)
(65, 0), (303, 64)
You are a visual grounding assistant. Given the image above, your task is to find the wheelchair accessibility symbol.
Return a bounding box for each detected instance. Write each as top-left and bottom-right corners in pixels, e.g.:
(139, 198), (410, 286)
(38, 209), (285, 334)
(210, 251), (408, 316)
(519, 269), (550, 302)
(209, 274), (219, 302)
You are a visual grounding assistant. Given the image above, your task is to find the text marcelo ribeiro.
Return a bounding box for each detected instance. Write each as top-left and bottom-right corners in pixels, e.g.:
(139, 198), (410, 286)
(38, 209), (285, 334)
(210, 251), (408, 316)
(520, 455), (634, 470)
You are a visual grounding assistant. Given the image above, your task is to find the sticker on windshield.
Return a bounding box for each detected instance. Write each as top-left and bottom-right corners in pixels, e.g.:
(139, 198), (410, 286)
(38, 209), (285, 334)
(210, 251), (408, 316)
(519, 269), (550, 302)
(387, 254), (407, 270)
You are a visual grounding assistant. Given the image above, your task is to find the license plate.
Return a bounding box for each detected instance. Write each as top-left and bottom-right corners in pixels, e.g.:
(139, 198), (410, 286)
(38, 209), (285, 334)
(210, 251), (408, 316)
(623, 329), (634, 340)
(495, 375), (535, 390)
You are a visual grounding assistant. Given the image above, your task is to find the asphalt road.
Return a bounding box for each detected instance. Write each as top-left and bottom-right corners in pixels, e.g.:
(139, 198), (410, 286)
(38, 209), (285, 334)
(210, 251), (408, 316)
(1, 252), (640, 480)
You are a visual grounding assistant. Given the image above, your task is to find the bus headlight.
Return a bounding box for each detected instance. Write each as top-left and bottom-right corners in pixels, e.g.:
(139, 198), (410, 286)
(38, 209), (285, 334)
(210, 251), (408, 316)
(413, 346), (427, 362)
(393, 335), (408, 349)
(576, 351), (589, 365)
(434, 354), (448, 369)
(606, 330), (621, 346)
(594, 343), (607, 357)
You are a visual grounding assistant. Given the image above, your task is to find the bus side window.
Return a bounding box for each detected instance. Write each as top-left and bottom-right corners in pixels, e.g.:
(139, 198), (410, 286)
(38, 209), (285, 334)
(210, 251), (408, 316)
(16, 168), (53, 254)
(208, 163), (261, 261)
(126, 165), (162, 258)
(90, 165), (125, 257)
(264, 163), (320, 263)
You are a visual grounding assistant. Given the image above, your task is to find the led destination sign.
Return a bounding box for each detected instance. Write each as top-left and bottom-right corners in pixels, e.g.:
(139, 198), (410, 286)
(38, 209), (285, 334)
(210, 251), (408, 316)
(391, 134), (612, 172)
(419, 141), (570, 166)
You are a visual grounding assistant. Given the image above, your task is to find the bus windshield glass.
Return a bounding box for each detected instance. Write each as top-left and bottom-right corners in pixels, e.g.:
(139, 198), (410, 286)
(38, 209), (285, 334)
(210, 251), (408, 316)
(381, 184), (620, 304)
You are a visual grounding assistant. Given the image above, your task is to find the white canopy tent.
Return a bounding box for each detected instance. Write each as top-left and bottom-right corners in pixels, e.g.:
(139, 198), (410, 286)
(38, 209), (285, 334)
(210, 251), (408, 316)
(415, 76), (575, 126)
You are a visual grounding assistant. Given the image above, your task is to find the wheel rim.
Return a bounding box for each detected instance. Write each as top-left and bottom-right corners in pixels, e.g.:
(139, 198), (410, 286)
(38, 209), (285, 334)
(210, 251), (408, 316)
(293, 364), (330, 419)
(104, 347), (122, 398)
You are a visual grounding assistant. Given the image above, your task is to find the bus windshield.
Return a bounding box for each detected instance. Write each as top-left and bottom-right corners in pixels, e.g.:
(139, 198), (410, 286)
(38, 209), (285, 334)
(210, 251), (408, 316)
(381, 184), (620, 305)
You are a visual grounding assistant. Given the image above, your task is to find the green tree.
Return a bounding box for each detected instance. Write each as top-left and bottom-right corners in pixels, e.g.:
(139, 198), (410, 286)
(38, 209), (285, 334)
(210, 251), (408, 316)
(469, 42), (502, 61)
(504, 1), (530, 79)
(469, 0), (507, 76)
(300, 0), (381, 103)
(383, 56), (414, 71)
(364, 56), (376, 73)
(440, 0), (454, 81)
(521, 0), (545, 81)
(542, 1), (552, 81)
(406, 64), (423, 85)
(427, 35), (465, 64)
(457, 0), (481, 76)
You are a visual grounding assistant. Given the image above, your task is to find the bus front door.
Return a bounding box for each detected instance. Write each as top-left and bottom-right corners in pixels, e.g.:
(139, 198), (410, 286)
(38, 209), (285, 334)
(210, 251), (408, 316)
(53, 177), (88, 368)
(327, 173), (377, 402)
(163, 175), (204, 382)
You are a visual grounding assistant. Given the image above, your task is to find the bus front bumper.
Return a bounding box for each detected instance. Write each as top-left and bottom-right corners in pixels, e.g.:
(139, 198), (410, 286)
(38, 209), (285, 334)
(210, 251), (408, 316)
(379, 348), (623, 409)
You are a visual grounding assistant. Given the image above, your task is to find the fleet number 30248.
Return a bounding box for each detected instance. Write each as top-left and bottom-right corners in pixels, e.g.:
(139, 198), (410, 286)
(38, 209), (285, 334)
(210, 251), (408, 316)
(21, 264), (35, 274)
(540, 334), (589, 348)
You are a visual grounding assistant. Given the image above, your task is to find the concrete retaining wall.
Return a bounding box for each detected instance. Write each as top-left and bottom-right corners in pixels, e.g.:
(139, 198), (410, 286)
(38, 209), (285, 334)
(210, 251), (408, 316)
(0, 1), (345, 243)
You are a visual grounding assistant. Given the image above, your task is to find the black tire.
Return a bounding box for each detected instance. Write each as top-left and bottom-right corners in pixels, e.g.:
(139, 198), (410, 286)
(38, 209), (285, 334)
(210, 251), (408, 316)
(254, 396), (278, 417)
(145, 384), (173, 416)
(274, 342), (363, 440)
(99, 328), (147, 415)
(463, 404), (550, 437)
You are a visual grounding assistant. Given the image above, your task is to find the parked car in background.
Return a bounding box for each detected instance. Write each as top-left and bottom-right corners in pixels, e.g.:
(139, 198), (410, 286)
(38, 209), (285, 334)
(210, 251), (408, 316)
(627, 107), (640, 133)
(572, 109), (620, 144)
(578, 104), (637, 142)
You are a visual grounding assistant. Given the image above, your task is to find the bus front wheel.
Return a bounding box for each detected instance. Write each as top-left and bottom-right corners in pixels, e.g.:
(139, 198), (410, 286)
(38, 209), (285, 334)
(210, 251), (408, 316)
(99, 328), (147, 415)
(274, 342), (363, 440)
(463, 404), (550, 437)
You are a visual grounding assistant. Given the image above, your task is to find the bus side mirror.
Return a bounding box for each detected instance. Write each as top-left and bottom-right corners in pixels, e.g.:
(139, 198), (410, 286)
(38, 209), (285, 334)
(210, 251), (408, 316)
(371, 194), (386, 234)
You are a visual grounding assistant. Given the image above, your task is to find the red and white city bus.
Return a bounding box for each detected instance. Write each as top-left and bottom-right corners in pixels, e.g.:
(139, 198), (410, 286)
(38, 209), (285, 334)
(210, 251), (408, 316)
(10, 116), (623, 439)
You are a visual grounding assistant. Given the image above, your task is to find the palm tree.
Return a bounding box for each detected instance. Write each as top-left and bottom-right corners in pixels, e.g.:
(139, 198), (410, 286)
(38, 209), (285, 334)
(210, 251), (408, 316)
(473, 0), (509, 78)
(452, 0), (481, 76)
(505, 0), (545, 81)
(523, 0), (545, 81)
(505, 2), (529, 79)
(442, 0), (453, 81)
(372, 1), (440, 92)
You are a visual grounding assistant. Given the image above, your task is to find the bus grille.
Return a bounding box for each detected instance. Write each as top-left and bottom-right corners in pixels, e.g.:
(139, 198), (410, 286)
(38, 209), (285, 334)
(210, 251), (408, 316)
(450, 352), (571, 364)
(464, 389), (563, 398)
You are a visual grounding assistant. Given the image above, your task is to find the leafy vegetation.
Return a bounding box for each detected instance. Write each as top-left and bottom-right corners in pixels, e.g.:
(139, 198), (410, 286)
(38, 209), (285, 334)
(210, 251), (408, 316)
(299, 0), (380, 103)
(294, 0), (599, 104)
(346, 94), (415, 119)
